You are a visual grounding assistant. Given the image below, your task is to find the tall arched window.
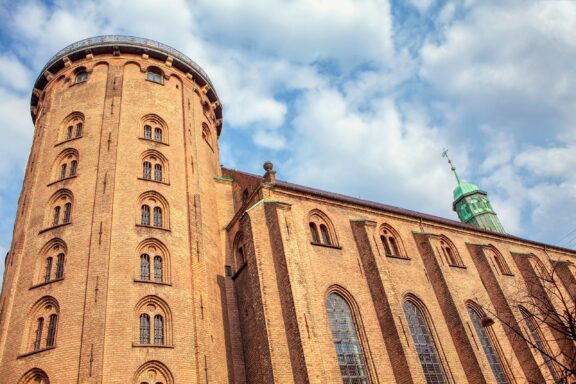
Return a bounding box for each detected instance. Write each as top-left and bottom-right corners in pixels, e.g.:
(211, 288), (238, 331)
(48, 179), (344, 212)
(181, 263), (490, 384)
(44, 257), (53, 283)
(467, 304), (509, 384)
(146, 67), (163, 84)
(52, 206), (61, 226)
(154, 128), (163, 142)
(52, 148), (79, 182)
(141, 205), (151, 226)
(141, 114), (168, 144)
(326, 292), (369, 383)
(154, 315), (164, 345)
(403, 299), (447, 384)
(309, 223), (320, 243)
(486, 247), (512, 276)
(55, 253), (65, 279)
(66, 126), (73, 140)
(437, 236), (464, 267)
(140, 254), (151, 281)
(47, 189), (73, 228)
(60, 164), (67, 180)
(153, 207), (162, 227)
(144, 125), (152, 139)
(60, 112), (84, 142)
(18, 368), (50, 384)
(154, 256), (163, 282)
(140, 314), (150, 344)
(75, 122), (83, 137)
(37, 238), (67, 285)
(70, 160), (77, 177)
(154, 164), (162, 182)
(63, 203), (72, 224)
(133, 361), (174, 384)
(143, 161), (152, 180)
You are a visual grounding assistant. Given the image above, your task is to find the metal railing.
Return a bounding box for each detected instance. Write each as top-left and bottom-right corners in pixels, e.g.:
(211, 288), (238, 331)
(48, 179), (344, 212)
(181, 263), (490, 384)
(39, 35), (215, 91)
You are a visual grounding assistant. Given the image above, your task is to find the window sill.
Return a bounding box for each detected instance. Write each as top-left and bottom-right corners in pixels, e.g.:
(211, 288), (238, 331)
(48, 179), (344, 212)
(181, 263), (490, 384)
(132, 343), (173, 349)
(47, 175), (77, 187)
(139, 137), (168, 146)
(135, 224), (171, 232)
(501, 272), (514, 277)
(39, 222), (72, 234)
(231, 262), (247, 280)
(30, 278), (64, 290)
(145, 78), (164, 86)
(137, 177), (170, 186)
(310, 241), (342, 250)
(18, 346), (56, 358)
(448, 263), (467, 269)
(55, 136), (83, 147)
(385, 254), (411, 261)
(134, 279), (171, 286)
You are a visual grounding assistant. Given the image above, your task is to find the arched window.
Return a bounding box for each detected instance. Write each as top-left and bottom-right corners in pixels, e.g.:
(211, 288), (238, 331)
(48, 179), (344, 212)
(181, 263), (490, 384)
(485, 246), (513, 276)
(233, 233), (246, 268)
(135, 296), (172, 346)
(379, 224), (405, 258)
(143, 162), (152, 180)
(309, 223), (320, 243)
(18, 368), (50, 384)
(153, 207), (162, 227)
(141, 205), (151, 226)
(154, 315), (164, 345)
(52, 206), (61, 226)
(140, 314), (150, 344)
(27, 297), (59, 352)
(467, 304), (509, 384)
(403, 298), (447, 384)
(308, 210), (338, 246)
(36, 238), (67, 285)
(154, 164), (162, 182)
(60, 164), (67, 180)
(519, 306), (560, 381)
(146, 67), (163, 84)
(136, 238), (170, 284)
(140, 254), (151, 281)
(70, 160), (77, 177)
(52, 148), (79, 182)
(154, 128), (163, 142)
(326, 292), (369, 383)
(141, 114), (168, 144)
(531, 256), (552, 281)
(144, 125), (152, 139)
(63, 203), (72, 224)
(75, 67), (88, 83)
(47, 189), (73, 228)
(60, 112), (84, 142)
(138, 192), (169, 229)
(437, 236), (464, 267)
(154, 256), (163, 282)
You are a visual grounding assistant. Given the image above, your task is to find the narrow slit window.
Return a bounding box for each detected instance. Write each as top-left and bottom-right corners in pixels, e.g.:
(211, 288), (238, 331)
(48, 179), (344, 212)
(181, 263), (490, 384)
(33, 318), (44, 350)
(53, 206), (61, 226)
(320, 224), (331, 245)
(44, 257), (53, 283)
(309, 223), (320, 243)
(46, 314), (57, 347)
(75, 123), (83, 137)
(381, 235), (392, 256)
(143, 162), (152, 180)
(63, 203), (72, 224)
(60, 164), (67, 180)
(55, 253), (64, 279)
(70, 160), (77, 177)
(66, 126), (73, 140)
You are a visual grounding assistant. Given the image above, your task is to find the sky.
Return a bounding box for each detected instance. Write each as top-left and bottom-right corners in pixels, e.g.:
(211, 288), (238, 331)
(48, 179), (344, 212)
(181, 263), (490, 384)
(1, 0), (576, 279)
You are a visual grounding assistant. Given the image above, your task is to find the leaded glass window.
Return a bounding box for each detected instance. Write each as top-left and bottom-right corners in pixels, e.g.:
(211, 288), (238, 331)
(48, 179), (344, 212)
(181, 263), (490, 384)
(326, 293), (369, 384)
(467, 307), (509, 384)
(55, 253), (65, 279)
(403, 300), (447, 384)
(153, 207), (162, 227)
(154, 315), (164, 345)
(140, 254), (150, 280)
(46, 314), (57, 347)
(141, 205), (150, 225)
(154, 256), (162, 282)
(44, 257), (53, 283)
(34, 318), (44, 350)
(140, 314), (150, 344)
(143, 161), (152, 179)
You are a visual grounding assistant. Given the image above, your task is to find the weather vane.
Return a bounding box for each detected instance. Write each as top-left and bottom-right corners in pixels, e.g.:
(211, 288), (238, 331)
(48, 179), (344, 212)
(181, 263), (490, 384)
(442, 149), (461, 184)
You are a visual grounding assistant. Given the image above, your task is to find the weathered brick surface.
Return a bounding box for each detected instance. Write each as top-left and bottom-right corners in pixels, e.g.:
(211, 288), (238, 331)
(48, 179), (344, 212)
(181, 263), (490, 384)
(1, 39), (576, 384)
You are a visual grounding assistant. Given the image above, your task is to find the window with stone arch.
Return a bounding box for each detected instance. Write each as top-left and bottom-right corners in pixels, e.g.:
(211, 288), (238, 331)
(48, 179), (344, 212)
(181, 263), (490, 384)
(136, 238), (170, 284)
(133, 360), (174, 384)
(141, 114), (168, 144)
(202, 123), (214, 151)
(437, 235), (464, 267)
(51, 148), (79, 182)
(46, 189), (73, 228)
(25, 296), (59, 353)
(466, 301), (510, 384)
(379, 223), (406, 258)
(140, 150), (168, 183)
(308, 209), (338, 246)
(74, 66), (89, 84)
(402, 295), (449, 384)
(60, 112), (84, 142)
(135, 296), (172, 347)
(35, 238), (67, 286)
(233, 232), (246, 268)
(485, 246), (513, 276)
(146, 66), (164, 84)
(325, 288), (371, 383)
(138, 191), (169, 229)
(18, 368), (50, 384)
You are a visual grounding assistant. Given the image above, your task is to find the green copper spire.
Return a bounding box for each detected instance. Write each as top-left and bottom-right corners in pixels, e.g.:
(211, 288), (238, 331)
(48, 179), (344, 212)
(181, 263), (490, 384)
(442, 150), (506, 234)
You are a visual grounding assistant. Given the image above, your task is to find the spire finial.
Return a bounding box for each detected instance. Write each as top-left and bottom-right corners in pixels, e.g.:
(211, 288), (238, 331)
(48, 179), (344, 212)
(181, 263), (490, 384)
(442, 149), (462, 184)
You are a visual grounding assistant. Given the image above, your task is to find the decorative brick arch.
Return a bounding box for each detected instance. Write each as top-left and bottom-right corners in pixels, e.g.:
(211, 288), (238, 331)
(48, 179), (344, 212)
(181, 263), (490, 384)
(133, 360), (174, 384)
(45, 189), (74, 228)
(378, 223), (407, 258)
(484, 245), (513, 276)
(18, 368), (49, 384)
(436, 235), (464, 267)
(134, 296), (173, 346)
(59, 112), (84, 142)
(137, 191), (170, 229)
(35, 238), (67, 285)
(23, 296), (60, 354)
(308, 209), (338, 246)
(140, 114), (168, 144)
(51, 148), (79, 182)
(135, 238), (171, 284)
(140, 149), (169, 183)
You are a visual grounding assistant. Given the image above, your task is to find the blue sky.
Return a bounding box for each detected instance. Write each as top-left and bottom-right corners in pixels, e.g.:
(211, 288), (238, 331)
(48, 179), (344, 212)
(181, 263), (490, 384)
(1, 0), (576, 279)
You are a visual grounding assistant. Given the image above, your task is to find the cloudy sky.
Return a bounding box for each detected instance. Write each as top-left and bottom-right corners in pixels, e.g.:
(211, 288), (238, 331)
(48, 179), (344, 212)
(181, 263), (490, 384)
(1, 0), (575, 279)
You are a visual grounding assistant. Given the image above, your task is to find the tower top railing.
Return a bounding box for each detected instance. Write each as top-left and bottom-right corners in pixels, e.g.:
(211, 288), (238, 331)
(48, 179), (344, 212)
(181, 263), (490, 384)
(39, 35), (216, 92)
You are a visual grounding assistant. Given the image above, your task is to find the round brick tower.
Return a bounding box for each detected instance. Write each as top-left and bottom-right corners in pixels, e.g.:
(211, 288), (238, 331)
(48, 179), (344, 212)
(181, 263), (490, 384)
(0, 36), (229, 383)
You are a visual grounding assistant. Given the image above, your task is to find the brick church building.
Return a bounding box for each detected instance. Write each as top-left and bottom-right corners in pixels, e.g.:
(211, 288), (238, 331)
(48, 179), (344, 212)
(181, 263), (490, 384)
(0, 36), (574, 383)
